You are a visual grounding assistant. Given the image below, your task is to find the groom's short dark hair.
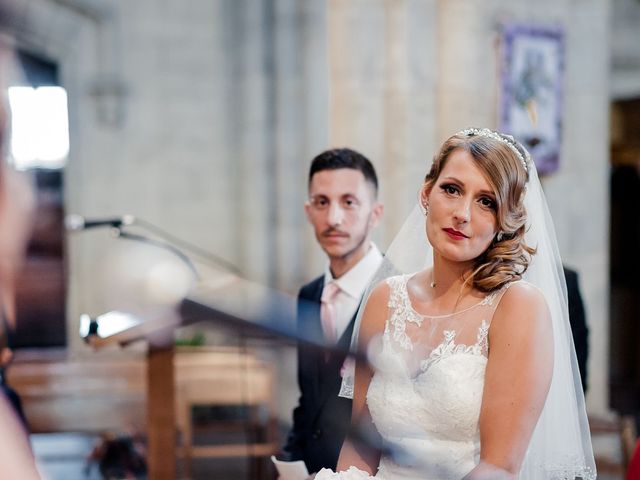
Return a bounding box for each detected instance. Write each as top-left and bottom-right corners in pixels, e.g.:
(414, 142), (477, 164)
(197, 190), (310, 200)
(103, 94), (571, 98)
(308, 148), (378, 196)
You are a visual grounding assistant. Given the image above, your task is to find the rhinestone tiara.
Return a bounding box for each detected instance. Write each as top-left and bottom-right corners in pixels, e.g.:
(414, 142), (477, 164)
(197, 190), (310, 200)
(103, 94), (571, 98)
(458, 128), (530, 173)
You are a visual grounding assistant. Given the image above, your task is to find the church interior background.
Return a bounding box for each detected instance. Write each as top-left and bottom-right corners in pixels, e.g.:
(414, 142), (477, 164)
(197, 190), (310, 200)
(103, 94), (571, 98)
(0, 0), (639, 478)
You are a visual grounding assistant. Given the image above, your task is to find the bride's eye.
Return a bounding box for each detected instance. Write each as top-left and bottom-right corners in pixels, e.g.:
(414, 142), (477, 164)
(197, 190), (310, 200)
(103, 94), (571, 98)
(478, 196), (496, 210)
(440, 184), (459, 196)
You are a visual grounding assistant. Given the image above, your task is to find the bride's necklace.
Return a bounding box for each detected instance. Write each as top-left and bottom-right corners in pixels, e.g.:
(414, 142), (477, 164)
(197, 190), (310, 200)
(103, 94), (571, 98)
(430, 269), (468, 289)
(429, 270), (471, 313)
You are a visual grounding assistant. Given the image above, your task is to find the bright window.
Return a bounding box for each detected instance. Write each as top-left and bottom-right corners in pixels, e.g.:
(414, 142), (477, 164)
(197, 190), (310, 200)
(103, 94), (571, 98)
(8, 86), (69, 169)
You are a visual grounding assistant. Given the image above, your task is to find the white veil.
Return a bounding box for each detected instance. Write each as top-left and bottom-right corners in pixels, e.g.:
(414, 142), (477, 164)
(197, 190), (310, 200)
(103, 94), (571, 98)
(339, 133), (596, 479)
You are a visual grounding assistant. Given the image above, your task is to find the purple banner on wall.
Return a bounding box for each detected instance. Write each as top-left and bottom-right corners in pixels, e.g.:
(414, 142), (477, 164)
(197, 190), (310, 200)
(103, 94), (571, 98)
(499, 23), (565, 175)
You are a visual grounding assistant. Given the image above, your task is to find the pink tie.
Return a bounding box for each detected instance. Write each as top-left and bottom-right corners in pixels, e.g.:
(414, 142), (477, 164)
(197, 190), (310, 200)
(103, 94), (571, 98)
(320, 282), (341, 344)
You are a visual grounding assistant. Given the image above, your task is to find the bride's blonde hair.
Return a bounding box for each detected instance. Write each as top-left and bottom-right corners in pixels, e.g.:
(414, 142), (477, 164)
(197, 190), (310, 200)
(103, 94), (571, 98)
(424, 130), (536, 292)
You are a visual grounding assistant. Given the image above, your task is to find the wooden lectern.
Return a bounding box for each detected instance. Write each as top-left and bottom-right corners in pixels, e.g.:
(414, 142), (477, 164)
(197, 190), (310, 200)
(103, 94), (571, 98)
(85, 311), (179, 479)
(83, 274), (301, 479)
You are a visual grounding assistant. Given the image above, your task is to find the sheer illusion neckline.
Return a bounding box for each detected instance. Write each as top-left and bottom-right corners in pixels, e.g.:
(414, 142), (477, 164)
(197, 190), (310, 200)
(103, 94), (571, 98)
(402, 273), (498, 319)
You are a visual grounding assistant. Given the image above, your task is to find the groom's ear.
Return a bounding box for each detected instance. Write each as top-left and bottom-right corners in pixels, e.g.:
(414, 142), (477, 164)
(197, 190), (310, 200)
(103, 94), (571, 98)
(303, 200), (312, 223)
(368, 201), (384, 228)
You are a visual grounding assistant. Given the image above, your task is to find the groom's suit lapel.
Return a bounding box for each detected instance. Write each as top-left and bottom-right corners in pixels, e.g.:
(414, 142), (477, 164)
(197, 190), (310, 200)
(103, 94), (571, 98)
(310, 308), (357, 426)
(303, 277), (358, 425)
(298, 278), (325, 397)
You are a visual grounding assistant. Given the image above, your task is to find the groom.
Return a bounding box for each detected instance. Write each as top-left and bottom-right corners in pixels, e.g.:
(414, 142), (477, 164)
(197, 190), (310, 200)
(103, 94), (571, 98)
(282, 148), (384, 474)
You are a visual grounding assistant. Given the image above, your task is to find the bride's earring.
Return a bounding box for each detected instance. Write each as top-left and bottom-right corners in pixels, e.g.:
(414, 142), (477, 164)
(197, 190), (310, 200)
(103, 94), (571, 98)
(418, 189), (429, 216)
(496, 231), (504, 242)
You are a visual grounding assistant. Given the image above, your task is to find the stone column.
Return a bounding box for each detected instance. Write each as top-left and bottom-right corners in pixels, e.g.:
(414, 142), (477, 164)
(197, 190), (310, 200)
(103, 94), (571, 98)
(327, 0), (438, 245)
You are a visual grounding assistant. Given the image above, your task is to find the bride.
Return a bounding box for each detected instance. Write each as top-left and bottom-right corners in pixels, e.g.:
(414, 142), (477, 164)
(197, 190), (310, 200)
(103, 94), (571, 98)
(316, 129), (595, 479)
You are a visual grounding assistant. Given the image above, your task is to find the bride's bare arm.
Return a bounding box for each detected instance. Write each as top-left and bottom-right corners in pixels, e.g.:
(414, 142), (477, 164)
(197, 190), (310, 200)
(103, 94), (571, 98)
(335, 282), (389, 474)
(467, 282), (553, 478)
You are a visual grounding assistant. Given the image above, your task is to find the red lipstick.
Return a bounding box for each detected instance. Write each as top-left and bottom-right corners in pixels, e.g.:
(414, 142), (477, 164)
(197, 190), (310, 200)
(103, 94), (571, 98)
(443, 228), (469, 240)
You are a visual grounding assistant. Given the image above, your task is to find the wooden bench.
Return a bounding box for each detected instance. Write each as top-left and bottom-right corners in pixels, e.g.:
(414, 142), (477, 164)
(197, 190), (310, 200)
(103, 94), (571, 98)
(7, 350), (146, 433)
(7, 347), (279, 477)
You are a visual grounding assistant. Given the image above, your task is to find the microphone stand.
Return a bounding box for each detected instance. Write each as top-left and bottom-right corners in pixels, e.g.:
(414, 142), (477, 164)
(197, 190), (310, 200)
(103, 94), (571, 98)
(114, 229), (201, 281)
(121, 217), (241, 276)
(72, 214), (248, 479)
(68, 214), (241, 278)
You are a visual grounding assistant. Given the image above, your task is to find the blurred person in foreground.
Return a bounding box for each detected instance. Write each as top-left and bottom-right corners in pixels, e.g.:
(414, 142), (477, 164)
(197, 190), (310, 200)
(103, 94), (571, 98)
(0, 138), (35, 427)
(0, 30), (35, 427)
(0, 33), (40, 480)
(282, 149), (384, 475)
(316, 129), (595, 479)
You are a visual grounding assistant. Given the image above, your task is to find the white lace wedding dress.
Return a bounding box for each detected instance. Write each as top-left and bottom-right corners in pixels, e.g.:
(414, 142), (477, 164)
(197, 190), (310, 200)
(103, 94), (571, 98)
(317, 274), (510, 480)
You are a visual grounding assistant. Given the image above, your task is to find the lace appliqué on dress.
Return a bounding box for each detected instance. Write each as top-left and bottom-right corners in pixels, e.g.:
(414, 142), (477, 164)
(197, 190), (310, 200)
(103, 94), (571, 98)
(386, 275), (424, 351)
(479, 290), (499, 306)
(385, 275), (497, 353)
(420, 320), (489, 372)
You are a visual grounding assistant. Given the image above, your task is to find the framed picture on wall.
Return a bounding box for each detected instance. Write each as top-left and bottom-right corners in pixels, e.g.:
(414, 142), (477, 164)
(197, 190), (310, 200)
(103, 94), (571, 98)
(499, 23), (565, 175)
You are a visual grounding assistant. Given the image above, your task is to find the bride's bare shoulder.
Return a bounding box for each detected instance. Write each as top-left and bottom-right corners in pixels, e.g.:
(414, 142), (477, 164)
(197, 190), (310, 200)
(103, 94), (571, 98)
(500, 280), (547, 308)
(492, 280), (551, 336)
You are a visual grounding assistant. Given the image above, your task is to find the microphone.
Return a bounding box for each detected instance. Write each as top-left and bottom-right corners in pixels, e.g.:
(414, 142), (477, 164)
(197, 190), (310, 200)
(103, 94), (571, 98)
(65, 214), (135, 231)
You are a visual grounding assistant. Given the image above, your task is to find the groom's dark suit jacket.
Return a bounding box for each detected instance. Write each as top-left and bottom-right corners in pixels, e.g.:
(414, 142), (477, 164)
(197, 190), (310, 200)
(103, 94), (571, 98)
(283, 275), (357, 473)
(563, 266), (589, 392)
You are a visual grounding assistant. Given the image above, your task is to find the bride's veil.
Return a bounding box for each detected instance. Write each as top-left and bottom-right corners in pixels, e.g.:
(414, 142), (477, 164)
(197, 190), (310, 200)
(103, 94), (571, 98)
(339, 134), (596, 479)
(516, 160), (595, 479)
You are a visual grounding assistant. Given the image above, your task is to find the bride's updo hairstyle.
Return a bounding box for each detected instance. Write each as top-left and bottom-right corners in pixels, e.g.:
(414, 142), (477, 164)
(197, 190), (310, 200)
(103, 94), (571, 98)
(424, 128), (536, 292)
